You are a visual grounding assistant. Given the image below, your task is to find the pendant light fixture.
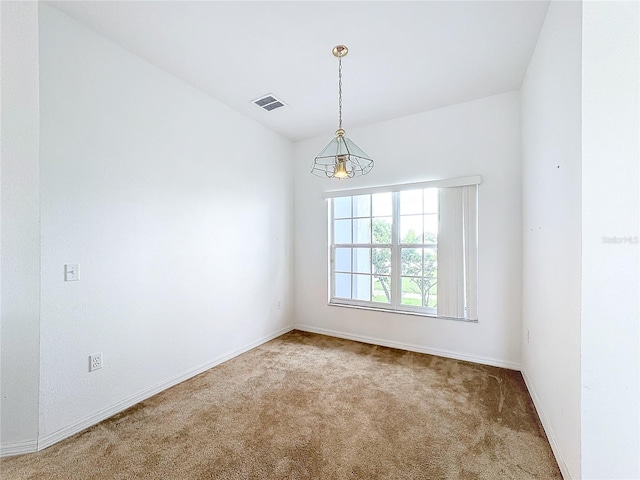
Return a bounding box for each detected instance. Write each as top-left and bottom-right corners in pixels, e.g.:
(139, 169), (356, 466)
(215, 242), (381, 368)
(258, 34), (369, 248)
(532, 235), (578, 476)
(311, 45), (374, 179)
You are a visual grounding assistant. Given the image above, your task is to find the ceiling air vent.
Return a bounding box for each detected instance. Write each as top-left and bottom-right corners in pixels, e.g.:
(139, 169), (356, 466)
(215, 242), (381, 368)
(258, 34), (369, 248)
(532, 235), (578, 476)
(252, 94), (286, 112)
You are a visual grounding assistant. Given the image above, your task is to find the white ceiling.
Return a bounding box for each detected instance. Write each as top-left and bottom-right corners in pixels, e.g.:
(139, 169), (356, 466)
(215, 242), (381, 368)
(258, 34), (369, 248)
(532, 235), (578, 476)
(49, 1), (550, 142)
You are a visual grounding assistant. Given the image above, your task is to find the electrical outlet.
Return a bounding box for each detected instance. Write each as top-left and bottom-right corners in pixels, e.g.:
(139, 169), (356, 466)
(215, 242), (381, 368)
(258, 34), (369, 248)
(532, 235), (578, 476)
(89, 353), (102, 372)
(276, 300), (282, 310)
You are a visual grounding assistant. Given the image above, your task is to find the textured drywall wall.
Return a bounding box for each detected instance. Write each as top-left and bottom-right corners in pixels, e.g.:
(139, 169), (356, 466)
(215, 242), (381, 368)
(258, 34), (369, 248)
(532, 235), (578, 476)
(521, 2), (582, 478)
(581, 2), (639, 478)
(0, 0), (41, 453)
(37, 4), (293, 441)
(293, 91), (523, 369)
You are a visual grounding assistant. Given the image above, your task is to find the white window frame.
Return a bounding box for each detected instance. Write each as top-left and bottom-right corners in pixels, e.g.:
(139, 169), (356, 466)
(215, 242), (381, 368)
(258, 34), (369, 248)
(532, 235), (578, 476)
(325, 176), (481, 321)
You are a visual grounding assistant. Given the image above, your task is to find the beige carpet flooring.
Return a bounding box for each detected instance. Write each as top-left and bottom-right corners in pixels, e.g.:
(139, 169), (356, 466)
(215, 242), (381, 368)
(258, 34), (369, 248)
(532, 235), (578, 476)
(1, 331), (561, 479)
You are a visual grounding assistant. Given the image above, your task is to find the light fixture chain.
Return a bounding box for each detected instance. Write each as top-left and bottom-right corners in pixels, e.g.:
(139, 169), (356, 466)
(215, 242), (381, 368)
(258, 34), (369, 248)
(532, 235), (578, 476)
(310, 45), (373, 179)
(338, 56), (343, 131)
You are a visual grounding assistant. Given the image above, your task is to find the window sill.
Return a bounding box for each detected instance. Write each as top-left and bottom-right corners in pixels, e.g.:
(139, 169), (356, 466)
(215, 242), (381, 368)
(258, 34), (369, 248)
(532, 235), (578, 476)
(328, 301), (478, 323)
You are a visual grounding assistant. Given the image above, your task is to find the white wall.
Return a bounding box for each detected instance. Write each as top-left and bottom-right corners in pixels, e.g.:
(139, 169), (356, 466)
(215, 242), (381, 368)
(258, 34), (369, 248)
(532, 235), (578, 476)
(0, 1), (41, 454)
(36, 4), (293, 445)
(581, 2), (639, 478)
(293, 91), (522, 369)
(520, 2), (583, 478)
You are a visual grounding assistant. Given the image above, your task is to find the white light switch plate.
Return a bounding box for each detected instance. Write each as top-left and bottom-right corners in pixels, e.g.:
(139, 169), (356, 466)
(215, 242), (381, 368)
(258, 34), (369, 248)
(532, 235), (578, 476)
(65, 264), (79, 281)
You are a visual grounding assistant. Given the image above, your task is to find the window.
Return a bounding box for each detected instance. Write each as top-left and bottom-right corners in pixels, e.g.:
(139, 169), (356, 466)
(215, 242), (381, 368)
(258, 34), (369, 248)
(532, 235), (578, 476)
(327, 177), (479, 321)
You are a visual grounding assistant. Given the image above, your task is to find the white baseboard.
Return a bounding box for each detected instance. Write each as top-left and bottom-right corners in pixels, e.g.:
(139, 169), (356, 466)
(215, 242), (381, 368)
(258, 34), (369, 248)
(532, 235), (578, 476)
(36, 326), (294, 452)
(521, 368), (572, 480)
(0, 439), (38, 458)
(293, 324), (521, 371)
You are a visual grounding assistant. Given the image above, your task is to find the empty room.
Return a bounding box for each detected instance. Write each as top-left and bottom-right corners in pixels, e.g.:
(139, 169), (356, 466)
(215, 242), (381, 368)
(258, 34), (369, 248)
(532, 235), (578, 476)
(1, 1), (638, 479)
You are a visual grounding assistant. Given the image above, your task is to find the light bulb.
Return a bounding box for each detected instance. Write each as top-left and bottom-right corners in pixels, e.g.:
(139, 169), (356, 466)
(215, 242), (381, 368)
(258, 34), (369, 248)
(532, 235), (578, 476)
(333, 156), (350, 179)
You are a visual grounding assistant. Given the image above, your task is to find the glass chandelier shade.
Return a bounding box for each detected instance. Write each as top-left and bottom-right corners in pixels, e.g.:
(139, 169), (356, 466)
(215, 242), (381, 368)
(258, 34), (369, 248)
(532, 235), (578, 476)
(311, 129), (374, 179)
(311, 45), (374, 179)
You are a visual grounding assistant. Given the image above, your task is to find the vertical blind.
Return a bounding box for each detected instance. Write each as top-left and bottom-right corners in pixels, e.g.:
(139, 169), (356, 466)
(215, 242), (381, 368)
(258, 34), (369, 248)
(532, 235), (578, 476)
(437, 185), (478, 320)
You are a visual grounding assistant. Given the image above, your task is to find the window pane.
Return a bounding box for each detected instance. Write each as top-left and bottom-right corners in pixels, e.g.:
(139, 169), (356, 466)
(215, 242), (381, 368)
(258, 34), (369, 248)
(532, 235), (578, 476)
(335, 273), (351, 298)
(424, 248), (437, 278)
(353, 218), (371, 244)
(424, 188), (438, 214)
(353, 194), (371, 218)
(334, 219), (351, 243)
(353, 248), (371, 274)
(373, 276), (391, 303)
(424, 214), (438, 243)
(401, 277), (423, 306)
(335, 248), (351, 272)
(401, 248), (423, 276)
(400, 215), (423, 244)
(424, 278), (437, 308)
(372, 248), (391, 275)
(334, 197), (351, 219)
(400, 190), (423, 215)
(353, 274), (371, 301)
(372, 217), (392, 244)
(372, 192), (392, 217)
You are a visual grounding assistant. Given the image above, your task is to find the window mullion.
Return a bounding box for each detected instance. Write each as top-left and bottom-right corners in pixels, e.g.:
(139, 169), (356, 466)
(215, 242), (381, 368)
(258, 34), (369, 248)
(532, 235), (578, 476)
(328, 200), (335, 301)
(391, 192), (401, 308)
